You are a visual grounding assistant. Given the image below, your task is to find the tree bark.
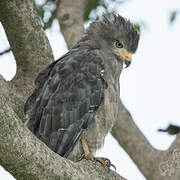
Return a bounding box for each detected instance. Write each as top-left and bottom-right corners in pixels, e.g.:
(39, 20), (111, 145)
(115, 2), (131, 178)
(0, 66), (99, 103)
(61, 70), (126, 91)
(0, 0), (125, 179)
(57, 0), (86, 49)
(111, 99), (180, 180)
(0, 0), (53, 122)
(0, 79), (125, 180)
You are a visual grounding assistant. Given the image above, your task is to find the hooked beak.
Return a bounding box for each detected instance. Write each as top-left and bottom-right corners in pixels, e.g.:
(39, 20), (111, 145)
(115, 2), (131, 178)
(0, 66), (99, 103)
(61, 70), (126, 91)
(122, 53), (132, 68)
(124, 60), (131, 68)
(117, 50), (132, 68)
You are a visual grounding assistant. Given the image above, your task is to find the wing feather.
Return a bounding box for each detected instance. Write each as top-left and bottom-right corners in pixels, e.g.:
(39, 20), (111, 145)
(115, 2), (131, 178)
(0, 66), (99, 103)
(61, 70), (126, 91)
(25, 49), (106, 157)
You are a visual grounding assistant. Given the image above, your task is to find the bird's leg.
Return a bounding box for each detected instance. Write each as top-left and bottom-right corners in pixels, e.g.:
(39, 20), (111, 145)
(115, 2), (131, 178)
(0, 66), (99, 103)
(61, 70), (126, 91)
(80, 136), (94, 161)
(79, 137), (116, 172)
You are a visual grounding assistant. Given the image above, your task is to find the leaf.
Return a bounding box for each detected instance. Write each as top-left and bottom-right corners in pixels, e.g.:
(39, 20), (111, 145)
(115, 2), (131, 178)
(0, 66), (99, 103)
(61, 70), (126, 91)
(134, 23), (141, 33)
(84, 0), (101, 21)
(84, 0), (126, 22)
(36, 6), (45, 20)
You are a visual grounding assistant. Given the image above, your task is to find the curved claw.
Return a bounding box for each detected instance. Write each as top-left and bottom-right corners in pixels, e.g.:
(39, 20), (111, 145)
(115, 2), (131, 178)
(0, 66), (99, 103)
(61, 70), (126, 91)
(77, 154), (116, 172)
(95, 157), (116, 172)
(77, 154), (85, 162)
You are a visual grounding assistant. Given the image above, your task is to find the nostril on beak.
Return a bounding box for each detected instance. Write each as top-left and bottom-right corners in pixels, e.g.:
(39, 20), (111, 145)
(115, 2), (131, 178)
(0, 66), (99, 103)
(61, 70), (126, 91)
(125, 53), (132, 60)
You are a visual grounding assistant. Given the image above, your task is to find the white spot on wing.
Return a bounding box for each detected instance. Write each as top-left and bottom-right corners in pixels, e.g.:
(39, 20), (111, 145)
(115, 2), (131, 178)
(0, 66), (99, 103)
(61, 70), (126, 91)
(100, 69), (105, 77)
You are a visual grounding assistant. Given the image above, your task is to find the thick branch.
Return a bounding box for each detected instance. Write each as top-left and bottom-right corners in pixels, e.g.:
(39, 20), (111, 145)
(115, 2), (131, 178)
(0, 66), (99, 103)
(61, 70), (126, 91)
(57, 0), (86, 49)
(112, 100), (180, 180)
(0, 0), (54, 121)
(0, 77), (124, 180)
(0, 0), (53, 93)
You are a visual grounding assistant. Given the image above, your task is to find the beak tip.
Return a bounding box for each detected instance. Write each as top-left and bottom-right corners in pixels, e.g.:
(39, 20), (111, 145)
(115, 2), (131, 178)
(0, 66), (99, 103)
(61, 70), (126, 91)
(124, 60), (131, 68)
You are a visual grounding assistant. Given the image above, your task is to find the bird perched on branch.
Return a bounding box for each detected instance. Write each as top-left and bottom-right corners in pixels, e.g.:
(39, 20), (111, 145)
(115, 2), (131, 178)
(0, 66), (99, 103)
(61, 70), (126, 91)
(24, 13), (139, 169)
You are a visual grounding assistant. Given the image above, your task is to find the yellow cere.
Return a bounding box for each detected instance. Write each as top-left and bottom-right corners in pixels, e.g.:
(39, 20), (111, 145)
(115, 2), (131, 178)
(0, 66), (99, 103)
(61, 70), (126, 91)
(116, 48), (132, 61)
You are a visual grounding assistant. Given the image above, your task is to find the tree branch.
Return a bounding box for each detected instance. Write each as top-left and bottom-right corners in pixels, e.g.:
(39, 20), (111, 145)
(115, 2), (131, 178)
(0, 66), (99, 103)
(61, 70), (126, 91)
(57, 0), (86, 49)
(0, 77), (125, 180)
(43, 0), (60, 30)
(0, 47), (11, 56)
(0, 0), (125, 179)
(0, 0), (54, 121)
(112, 100), (180, 180)
(0, 0), (53, 86)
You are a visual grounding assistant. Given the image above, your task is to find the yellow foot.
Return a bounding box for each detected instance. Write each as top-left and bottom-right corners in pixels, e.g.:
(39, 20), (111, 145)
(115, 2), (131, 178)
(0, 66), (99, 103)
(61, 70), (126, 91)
(78, 154), (116, 172)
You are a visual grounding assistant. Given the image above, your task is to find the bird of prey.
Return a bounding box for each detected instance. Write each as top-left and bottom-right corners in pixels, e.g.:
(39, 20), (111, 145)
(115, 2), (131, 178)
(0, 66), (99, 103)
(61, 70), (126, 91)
(24, 14), (139, 168)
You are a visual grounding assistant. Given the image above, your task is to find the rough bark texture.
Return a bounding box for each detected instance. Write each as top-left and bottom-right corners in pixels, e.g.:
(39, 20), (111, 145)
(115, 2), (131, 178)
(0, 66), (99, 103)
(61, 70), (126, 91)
(57, 0), (86, 49)
(0, 0), (53, 122)
(111, 100), (180, 180)
(56, 1), (180, 180)
(0, 80), (125, 180)
(0, 0), (125, 179)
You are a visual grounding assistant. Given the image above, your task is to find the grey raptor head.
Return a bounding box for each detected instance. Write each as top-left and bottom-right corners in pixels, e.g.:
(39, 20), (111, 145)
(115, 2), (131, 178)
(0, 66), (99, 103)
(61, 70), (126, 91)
(85, 13), (140, 68)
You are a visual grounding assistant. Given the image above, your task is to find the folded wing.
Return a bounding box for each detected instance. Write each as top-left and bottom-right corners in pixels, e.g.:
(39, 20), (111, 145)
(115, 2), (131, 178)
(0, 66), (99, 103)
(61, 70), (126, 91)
(24, 49), (106, 157)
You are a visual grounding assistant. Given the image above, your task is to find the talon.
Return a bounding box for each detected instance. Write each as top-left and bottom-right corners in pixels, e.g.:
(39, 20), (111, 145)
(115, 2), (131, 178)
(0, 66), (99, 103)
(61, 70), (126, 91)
(80, 137), (116, 172)
(85, 154), (95, 161)
(77, 154), (85, 162)
(96, 157), (116, 172)
(111, 163), (116, 171)
(95, 157), (107, 167)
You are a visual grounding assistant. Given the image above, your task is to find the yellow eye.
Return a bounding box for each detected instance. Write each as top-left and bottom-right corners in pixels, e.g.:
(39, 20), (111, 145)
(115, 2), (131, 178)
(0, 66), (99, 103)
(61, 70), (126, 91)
(115, 41), (123, 48)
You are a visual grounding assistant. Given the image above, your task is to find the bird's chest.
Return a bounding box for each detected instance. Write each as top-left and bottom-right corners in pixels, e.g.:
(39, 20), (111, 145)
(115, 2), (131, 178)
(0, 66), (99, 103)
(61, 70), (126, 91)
(68, 57), (122, 161)
(83, 81), (120, 153)
(68, 83), (120, 161)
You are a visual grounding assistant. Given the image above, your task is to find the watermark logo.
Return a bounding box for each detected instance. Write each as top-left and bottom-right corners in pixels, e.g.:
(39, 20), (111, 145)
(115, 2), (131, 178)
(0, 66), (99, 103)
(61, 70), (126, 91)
(159, 149), (180, 176)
